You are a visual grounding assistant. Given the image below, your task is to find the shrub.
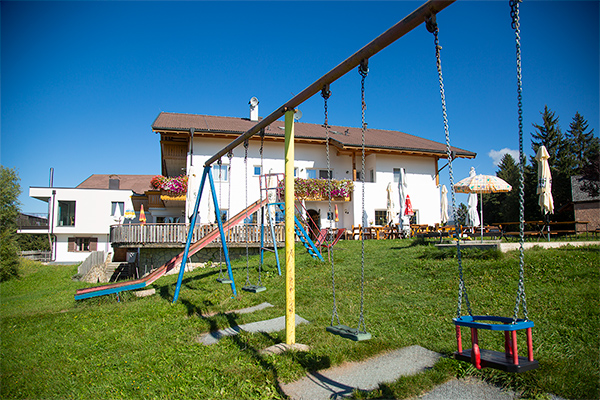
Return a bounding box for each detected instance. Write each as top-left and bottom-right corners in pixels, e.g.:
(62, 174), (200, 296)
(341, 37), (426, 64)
(0, 230), (20, 281)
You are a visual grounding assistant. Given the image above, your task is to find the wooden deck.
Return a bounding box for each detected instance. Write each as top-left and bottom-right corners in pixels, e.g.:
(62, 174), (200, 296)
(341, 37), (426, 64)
(110, 223), (285, 247)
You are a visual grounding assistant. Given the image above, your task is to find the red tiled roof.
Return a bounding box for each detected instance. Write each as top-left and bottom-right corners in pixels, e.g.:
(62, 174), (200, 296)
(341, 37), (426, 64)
(77, 174), (155, 194)
(152, 112), (476, 158)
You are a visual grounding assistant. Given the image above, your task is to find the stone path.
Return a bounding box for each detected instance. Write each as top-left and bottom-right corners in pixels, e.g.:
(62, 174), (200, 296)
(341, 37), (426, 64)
(197, 314), (309, 345)
(280, 345), (441, 400)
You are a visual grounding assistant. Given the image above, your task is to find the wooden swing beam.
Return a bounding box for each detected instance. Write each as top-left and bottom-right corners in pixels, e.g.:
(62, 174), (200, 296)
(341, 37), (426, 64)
(202, 0), (455, 346)
(204, 0), (455, 168)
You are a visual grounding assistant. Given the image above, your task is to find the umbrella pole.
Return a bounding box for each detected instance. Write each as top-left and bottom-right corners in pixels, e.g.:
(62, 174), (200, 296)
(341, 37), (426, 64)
(480, 192), (484, 243)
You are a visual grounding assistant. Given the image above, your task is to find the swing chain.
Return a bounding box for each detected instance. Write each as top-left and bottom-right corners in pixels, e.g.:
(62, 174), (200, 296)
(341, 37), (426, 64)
(322, 84), (340, 326)
(358, 61), (368, 334)
(511, 0), (529, 323)
(428, 14), (472, 318)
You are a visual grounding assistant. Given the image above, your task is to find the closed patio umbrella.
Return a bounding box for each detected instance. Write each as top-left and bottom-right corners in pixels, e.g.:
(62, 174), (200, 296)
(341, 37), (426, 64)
(536, 145), (554, 240)
(440, 185), (449, 224)
(139, 204), (147, 225)
(386, 182), (395, 225)
(398, 168), (411, 237)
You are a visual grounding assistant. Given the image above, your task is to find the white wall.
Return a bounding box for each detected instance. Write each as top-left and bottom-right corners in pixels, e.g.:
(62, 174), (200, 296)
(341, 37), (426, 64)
(29, 187), (135, 262)
(186, 136), (442, 230)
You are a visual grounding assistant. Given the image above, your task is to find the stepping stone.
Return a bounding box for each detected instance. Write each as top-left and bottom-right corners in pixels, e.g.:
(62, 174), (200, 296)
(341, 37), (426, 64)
(280, 345), (441, 400)
(197, 314), (309, 345)
(134, 289), (155, 297)
(200, 302), (273, 318)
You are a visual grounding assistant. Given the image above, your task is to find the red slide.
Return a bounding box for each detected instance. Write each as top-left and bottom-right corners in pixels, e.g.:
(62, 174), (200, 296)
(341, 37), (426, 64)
(75, 198), (268, 300)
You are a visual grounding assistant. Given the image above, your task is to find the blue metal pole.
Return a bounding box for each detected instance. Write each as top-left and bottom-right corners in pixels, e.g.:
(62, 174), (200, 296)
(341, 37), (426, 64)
(208, 169), (237, 296)
(172, 166), (210, 303)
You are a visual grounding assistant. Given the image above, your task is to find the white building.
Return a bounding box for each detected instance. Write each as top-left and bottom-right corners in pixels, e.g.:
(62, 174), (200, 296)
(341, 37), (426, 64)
(150, 105), (476, 233)
(23, 104), (475, 266)
(25, 175), (153, 263)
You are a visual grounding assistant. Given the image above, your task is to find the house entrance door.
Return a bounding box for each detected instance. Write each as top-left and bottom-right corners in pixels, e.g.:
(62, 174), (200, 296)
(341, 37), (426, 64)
(307, 209), (320, 240)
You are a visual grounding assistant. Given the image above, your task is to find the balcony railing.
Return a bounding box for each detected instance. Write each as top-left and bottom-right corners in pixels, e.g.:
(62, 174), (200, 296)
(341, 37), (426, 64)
(110, 223), (285, 246)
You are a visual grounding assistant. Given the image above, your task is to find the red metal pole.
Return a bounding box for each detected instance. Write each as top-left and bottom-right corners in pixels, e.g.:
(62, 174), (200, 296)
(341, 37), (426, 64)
(526, 327), (534, 362)
(512, 330), (519, 365)
(456, 325), (462, 353)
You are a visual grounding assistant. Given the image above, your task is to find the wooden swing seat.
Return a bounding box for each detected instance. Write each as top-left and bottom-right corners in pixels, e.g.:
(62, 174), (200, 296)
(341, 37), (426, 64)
(453, 315), (539, 373)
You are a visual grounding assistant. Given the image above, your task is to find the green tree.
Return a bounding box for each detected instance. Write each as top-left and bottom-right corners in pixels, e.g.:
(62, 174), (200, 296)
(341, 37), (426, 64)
(0, 166), (21, 280)
(566, 112), (598, 174)
(483, 153), (521, 224)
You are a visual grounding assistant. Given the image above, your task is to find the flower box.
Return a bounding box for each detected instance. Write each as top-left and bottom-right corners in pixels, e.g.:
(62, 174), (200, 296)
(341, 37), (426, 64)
(277, 178), (354, 202)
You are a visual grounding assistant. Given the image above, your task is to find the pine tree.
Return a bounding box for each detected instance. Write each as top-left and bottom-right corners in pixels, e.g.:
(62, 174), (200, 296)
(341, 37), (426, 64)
(566, 112), (599, 174)
(482, 154), (521, 224)
(531, 105), (563, 160)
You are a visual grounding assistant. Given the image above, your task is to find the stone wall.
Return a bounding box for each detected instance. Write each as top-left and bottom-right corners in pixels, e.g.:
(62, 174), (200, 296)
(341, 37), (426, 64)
(575, 201), (600, 232)
(138, 246), (260, 276)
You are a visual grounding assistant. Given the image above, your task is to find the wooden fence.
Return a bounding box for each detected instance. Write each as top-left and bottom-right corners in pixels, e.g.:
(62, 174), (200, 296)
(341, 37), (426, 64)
(77, 251), (106, 276)
(19, 250), (51, 262)
(110, 223), (286, 245)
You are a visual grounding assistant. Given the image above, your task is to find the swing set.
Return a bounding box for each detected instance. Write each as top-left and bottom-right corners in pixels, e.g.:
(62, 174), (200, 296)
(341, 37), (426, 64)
(171, 0), (538, 372)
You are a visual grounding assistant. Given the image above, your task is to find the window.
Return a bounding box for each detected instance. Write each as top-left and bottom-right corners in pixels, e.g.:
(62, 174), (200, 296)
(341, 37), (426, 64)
(58, 201), (76, 226)
(244, 211), (258, 224)
(219, 209), (228, 223)
(369, 169), (374, 183)
(68, 237), (97, 252)
(409, 210), (419, 225)
(253, 166), (262, 176)
(319, 169), (333, 179)
(294, 168), (299, 177)
(307, 169), (333, 179)
(212, 165), (228, 182)
(111, 202), (124, 217)
(393, 168), (401, 183)
(374, 210), (387, 226)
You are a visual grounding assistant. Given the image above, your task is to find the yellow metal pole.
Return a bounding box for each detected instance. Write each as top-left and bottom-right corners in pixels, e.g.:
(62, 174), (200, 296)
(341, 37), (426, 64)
(284, 109), (296, 345)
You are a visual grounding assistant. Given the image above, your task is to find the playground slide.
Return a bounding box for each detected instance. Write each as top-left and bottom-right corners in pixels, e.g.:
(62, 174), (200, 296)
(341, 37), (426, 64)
(74, 198), (269, 300)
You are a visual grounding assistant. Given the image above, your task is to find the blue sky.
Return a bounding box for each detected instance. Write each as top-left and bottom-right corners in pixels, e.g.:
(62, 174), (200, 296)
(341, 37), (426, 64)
(2, 1), (598, 214)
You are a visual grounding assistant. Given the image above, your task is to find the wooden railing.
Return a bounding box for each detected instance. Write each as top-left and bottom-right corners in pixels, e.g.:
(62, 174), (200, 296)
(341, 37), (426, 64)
(110, 223), (285, 245)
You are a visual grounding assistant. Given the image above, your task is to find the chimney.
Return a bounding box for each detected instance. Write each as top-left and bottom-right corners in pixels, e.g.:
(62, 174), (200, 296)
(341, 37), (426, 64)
(108, 175), (120, 190)
(249, 97), (259, 121)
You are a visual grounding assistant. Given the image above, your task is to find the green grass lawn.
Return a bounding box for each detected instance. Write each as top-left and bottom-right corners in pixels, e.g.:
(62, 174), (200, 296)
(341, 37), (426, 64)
(1, 240), (598, 399)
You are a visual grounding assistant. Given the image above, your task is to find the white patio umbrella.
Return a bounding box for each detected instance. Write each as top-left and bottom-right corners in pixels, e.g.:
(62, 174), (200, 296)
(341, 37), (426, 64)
(440, 185), (449, 225)
(267, 171), (277, 224)
(455, 167), (512, 242)
(536, 145), (554, 240)
(397, 168), (411, 236)
(207, 190), (216, 224)
(124, 196), (136, 225)
(386, 182), (395, 225)
(536, 146), (554, 214)
(113, 202), (123, 224)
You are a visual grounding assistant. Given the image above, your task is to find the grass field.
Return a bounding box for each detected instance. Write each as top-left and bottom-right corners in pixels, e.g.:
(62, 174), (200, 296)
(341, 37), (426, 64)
(1, 239), (598, 399)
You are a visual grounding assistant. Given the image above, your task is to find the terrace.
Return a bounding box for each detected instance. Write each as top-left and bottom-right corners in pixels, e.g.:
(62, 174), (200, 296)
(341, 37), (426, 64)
(110, 223), (285, 248)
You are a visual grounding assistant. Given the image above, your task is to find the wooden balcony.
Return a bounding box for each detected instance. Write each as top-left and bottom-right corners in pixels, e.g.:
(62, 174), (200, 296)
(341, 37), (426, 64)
(110, 223), (285, 247)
